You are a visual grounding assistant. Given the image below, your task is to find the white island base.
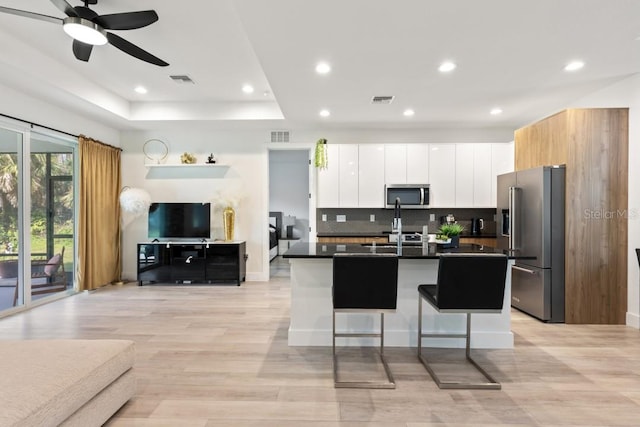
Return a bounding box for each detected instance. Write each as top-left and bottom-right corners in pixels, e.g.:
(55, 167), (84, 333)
(288, 258), (514, 349)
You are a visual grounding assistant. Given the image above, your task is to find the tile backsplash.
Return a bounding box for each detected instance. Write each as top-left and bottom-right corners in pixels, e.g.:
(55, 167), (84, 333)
(317, 207), (497, 236)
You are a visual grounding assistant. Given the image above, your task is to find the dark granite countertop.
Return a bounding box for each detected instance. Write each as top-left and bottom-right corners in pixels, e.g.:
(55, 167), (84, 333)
(283, 243), (529, 259)
(316, 232), (497, 238)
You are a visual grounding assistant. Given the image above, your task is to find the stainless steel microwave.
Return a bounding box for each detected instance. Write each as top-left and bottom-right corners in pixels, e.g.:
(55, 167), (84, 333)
(385, 184), (430, 209)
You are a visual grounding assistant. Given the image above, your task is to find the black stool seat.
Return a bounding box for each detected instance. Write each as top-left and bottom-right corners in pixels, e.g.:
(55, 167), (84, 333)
(332, 253), (398, 389)
(417, 253), (508, 389)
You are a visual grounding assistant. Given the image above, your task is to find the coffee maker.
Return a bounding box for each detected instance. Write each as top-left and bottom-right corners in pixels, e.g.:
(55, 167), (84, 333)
(471, 218), (484, 235)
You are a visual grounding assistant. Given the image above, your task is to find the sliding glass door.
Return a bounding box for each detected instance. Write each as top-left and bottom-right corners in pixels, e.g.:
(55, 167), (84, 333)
(30, 138), (76, 304)
(0, 123), (77, 313)
(0, 128), (24, 310)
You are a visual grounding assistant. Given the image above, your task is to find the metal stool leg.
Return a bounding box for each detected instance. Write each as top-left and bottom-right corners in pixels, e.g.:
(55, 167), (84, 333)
(333, 311), (395, 389)
(417, 295), (501, 390)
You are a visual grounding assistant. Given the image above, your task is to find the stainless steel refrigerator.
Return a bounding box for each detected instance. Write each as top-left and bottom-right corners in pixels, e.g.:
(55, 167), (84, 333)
(497, 165), (565, 323)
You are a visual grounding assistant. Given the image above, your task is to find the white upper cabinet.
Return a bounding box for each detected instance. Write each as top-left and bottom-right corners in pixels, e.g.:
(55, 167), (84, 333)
(455, 144), (475, 207)
(454, 143), (505, 207)
(428, 144), (456, 207)
(491, 142), (515, 205)
(384, 144), (407, 184)
(473, 143), (493, 207)
(358, 144), (385, 207)
(316, 144), (340, 207)
(338, 144), (359, 206)
(406, 144), (429, 183)
(316, 141), (513, 208)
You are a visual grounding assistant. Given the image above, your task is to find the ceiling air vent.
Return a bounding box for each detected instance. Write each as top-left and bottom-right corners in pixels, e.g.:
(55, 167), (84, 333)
(371, 95), (394, 104)
(169, 75), (195, 84)
(270, 130), (290, 143)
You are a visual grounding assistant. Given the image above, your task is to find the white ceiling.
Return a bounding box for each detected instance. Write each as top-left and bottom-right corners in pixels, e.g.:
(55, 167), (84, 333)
(0, 0), (638, 132)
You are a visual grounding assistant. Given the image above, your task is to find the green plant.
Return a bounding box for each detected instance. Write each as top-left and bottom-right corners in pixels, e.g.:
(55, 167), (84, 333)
(314, 138), (328, 169)
(437, 223), (465, 238)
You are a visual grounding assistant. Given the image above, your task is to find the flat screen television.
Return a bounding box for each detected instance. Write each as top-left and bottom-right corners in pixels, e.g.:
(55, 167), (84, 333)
(148, 202), (211, 239)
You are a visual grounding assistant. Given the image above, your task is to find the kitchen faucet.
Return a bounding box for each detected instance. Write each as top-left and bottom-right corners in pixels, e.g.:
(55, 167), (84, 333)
(392, 197), (402, 255)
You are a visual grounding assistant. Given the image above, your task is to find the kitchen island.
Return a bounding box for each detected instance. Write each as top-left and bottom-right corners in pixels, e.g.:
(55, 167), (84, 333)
(283, 243), (521, 349)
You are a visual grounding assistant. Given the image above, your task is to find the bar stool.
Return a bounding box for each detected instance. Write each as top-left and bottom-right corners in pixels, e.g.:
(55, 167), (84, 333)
(332, 253), (399, 389)
(417, 253), (508, 389)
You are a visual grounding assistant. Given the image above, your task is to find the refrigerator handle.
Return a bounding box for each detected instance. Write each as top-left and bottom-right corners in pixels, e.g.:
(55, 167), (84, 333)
(509, 186), (519, 251)
(508, 187), (514, 250)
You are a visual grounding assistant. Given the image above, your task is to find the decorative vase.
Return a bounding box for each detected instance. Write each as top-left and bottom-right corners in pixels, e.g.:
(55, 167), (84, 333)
(223, 206), (235, 241)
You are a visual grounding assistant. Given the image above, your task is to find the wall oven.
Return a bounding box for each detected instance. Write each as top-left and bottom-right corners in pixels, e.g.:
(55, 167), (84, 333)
(385, 184), (430, 209)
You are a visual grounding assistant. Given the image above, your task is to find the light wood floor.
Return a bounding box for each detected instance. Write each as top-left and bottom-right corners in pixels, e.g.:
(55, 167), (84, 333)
(1, 257), (639, 426)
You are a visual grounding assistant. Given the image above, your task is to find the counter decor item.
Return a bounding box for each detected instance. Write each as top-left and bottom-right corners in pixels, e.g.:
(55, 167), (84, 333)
(223, 206), (235, 241)
(180, 152), (196, 164)
(314, 138), (328, 169)
(212, 186), (244, 241)
(436, 223), (465, 248)
(206, 153), (217, 164)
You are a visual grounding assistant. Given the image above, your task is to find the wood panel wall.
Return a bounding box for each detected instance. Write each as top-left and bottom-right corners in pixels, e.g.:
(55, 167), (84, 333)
(514, 108), (628, 324)
(515, 110), (568, 169)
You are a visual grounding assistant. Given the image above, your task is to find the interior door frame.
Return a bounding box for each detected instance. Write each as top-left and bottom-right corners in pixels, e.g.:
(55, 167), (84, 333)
(265, 143), (316, 276)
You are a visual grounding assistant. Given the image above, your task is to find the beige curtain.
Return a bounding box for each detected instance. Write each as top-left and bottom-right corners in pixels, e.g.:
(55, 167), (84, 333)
(78, 135), (121, 291)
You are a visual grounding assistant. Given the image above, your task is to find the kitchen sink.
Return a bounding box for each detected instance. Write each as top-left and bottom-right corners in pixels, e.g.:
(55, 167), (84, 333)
(360, 243), (423, 248)
(360, 244), (397, 249)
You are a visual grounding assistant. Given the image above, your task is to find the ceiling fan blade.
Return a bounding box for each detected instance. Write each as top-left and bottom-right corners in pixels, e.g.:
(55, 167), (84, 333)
(72, 39), (93, 62)
(49, 0), (78, 17)
(95, 10), (158, 30)
(106, 32), (168, 67)
(0, 6), (63, 25)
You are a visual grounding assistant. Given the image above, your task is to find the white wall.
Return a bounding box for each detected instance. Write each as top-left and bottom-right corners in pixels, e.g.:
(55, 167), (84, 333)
(120, 129), (270, 281)
(568, 73), (640, 328)
(269, 150), (310, 240)
(0, 82), (120, 145)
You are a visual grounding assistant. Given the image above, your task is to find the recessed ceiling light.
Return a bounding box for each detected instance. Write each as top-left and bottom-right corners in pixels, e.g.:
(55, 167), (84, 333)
(319, 109), (330, 117)
(438, 61), (456, 73)
(490, 108), (503, 115)
(403, 109), (415, 117)
(134, 86), (148, 94)
(316, 62), (331, 74)
(564, 61), (585, 72)
(242, 84), (254, 94)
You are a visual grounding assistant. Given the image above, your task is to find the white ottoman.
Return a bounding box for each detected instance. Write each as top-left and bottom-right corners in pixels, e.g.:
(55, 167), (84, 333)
(0, 339), (135, 427)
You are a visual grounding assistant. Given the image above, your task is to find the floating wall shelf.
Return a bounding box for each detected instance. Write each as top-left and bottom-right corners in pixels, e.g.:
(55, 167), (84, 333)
(144, 163), (230, 179)
(144, 163), (229, 169)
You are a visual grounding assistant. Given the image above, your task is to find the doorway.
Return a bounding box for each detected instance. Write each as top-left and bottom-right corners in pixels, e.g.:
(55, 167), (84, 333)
(268, 149), (312, 276)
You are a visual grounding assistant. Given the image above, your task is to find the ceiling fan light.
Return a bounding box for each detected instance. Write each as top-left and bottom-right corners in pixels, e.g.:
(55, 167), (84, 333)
(63, 17), (107, 46)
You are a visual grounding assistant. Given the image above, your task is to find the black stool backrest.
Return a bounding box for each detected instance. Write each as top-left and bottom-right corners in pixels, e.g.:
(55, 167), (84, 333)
(435, 253), (508, 310)
(333, 253), (399, 310)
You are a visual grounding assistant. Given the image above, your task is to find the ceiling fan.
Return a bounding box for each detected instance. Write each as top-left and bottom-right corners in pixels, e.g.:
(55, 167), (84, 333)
(0, 0), (169, 66)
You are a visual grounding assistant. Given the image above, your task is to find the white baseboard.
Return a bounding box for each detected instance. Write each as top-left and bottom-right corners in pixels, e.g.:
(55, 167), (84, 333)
(626, 312), (640, 329)
(246, 272), (268, 282)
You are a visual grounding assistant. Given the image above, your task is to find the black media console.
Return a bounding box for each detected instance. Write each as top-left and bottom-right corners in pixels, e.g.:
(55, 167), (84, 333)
(137, 241), (247, 286)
